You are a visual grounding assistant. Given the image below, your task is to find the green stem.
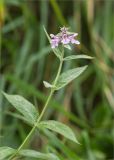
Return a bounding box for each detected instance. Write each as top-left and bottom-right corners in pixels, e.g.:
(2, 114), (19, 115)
(8, 57), (64, 160)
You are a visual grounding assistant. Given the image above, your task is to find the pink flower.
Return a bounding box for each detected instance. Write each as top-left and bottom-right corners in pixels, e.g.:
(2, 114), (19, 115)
(61, 34), (70, 44)
(50, 34), (60, 48)
(69, 33), (80, 44)
(50, 27), (80, 48)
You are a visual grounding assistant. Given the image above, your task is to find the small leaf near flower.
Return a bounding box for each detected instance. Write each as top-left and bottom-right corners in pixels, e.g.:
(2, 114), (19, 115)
(64, 44), (72, 50)
(64, 55), (93, 61)
(43, 81), (53, 88)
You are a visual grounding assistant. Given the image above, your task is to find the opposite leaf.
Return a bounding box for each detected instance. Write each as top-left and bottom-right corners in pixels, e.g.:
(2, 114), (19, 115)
(3, 92), (38, 124)
(43, 26), (51, 42)
(64, 44), (72, 50)
(38, 120), (79, 144)
(0, 147), (15, 160)
(43, 81), (53, 88)
(19, 149), (60, 160)
(56, 66), (88, 90)
(64, 55), (93, 61)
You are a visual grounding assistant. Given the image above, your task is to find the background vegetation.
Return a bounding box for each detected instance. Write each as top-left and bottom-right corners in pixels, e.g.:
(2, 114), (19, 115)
(0, 0), (114, 159)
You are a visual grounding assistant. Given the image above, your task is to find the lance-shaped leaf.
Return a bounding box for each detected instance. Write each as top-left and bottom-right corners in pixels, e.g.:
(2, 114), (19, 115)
(0, 147), (15, 160)
(38, 120), (79, 144)
(19, 149), (60, 160)
(3, 92), (38, 124)
(64, 55), (93, 61)
(56, 66), (88, 90)
(43, 26), (51, 42)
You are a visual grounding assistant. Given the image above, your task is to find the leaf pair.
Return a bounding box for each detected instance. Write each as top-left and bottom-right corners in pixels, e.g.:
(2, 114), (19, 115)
(3, 93), (79, 144)
(0, 147), (59, 160)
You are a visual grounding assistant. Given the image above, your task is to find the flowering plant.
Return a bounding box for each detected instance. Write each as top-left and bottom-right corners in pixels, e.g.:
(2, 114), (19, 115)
(0, 27), (92, 160)
(50, 27), (80, 48)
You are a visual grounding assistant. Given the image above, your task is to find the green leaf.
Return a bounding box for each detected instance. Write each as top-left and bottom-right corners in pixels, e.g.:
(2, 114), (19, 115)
(19, 149), (60, 160)
(0, 147), (59, 160)
(43, 81), (53, 88)
(56, 66), (88, 90)
(64, 55), (93, 61)
(3, 92), (38, 124)
(53, 48), (62, 59)
(64, 44), (72, 50)
(38, 120), (79, 143)
(6, 111), (33, 125)
(43, 26), (51, 42)
(0, 147), (15, 160)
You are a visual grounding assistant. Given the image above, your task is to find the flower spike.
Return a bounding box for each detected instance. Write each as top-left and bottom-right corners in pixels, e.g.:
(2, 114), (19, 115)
(50, 27), (80, 49)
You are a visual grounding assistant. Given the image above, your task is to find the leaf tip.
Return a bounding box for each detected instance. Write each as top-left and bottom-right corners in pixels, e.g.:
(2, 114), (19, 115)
(43, 25), (46, 31)
(74, 138), (81, 145)
(83, 65), (88, 70)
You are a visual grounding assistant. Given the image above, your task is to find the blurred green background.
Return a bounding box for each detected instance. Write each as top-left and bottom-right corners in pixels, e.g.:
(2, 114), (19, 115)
(0, 0), (114, 159)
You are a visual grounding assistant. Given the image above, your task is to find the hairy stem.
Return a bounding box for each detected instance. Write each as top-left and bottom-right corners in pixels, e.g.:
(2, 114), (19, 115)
(8, 57), (64, 160)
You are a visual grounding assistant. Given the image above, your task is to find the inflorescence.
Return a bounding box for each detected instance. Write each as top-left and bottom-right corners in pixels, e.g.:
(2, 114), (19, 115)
(50, 27), (80, 48)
